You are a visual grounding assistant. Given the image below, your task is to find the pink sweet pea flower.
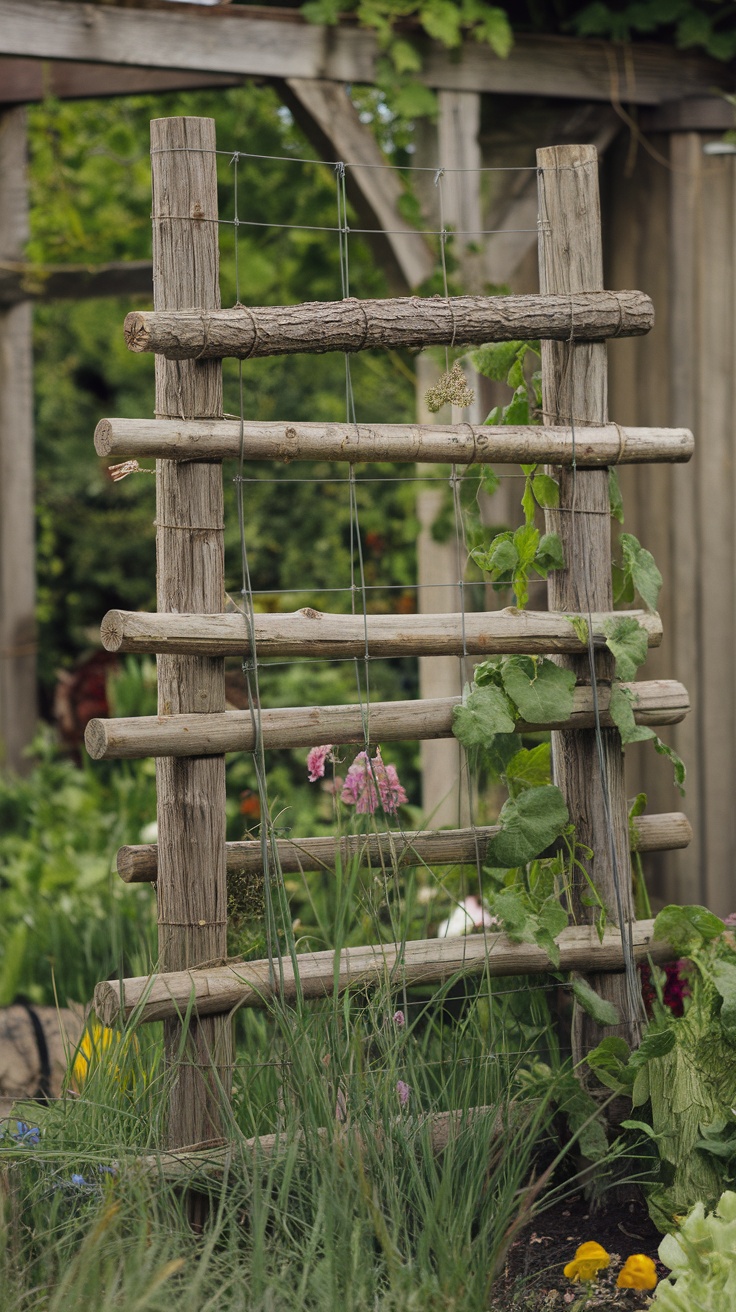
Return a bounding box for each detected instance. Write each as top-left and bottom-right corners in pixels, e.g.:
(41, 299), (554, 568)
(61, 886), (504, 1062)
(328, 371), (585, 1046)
(340, 749), (408, 815)
(307, 744), (334, 783)
(396, 1080), (410, 1107)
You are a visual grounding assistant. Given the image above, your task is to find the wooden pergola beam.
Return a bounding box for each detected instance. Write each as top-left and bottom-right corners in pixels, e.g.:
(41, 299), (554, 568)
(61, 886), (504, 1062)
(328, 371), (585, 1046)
(0, 2), (730, 106)
(0, 55), (241, 105)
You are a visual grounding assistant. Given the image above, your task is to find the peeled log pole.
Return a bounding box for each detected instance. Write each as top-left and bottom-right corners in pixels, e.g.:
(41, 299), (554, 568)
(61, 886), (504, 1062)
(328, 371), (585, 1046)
(84, 679), (689, 761)
(123, 290), (654, 361)
(93, 920), (677, 1026)
(100, 607), (663, 660)
(117, 812), (693, 884)
(94, 416), (694, 467)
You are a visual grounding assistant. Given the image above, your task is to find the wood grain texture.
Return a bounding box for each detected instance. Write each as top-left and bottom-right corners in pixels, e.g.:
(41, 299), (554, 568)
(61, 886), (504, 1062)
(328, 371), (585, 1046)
(124, 291), (654, 360)
(84, 679), (690, 760)
(117, 812), (693, 884)
(93, 919), (678, 1026)
(94, 416), (693, 466)
(151, 117), (230, 1150)
(100, 606), (663, 659)
(537, 143), (640, 1053)
(0, 3), (728, 105)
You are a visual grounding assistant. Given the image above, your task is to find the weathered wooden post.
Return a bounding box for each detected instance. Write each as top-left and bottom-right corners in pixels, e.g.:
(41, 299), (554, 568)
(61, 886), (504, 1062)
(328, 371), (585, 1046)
(537, 143), (641, 1057)
(151, 116), (232, 1149)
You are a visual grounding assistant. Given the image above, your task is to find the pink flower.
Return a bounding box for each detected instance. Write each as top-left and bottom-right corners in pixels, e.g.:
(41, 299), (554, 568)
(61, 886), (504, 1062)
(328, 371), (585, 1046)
(340, 749), (408, 815)
(396, 1080), (410, 1107)
(393, 1010), (405, 1027)
(437, 896), (498, 939)
(307, 744), (334, 783)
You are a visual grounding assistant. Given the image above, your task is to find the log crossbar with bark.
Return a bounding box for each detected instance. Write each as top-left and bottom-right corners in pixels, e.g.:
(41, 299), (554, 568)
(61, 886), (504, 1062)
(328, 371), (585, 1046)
(117, 811), (693, 884)
(94, 417), (694, 467)
(93, 919), (677, 1026)
(100, 607), (663, 660)
(123, 290), (654, 360)
(84, 679), (689, 760)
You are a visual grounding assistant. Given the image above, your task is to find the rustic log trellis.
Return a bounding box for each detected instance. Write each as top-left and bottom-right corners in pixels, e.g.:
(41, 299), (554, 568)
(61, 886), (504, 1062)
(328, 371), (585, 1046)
(87, 121), (693, 1152)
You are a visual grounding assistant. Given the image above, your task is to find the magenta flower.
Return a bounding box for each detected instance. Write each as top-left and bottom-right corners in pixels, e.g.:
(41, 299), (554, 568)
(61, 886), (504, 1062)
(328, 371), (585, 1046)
(340, 749), (408, 815)
(393, 1010), (405, 1027)
(396, 1080), (410, 1107)
(307, 744), (334, 783)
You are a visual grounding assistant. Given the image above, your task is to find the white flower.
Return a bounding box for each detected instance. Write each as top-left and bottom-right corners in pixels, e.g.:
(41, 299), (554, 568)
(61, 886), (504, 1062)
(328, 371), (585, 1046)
(437, 895), (497, 938)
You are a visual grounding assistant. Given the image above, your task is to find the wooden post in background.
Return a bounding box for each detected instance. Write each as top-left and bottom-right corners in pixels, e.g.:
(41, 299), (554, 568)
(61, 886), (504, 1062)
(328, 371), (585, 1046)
(537, 144), (641, 1055)
(151, 117), (231, 1149)
(0, 107), (36, 773)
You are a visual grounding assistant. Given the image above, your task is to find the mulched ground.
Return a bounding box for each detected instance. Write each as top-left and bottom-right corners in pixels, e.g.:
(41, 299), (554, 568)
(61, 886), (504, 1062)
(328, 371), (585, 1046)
(492, 1190), (667, 1310)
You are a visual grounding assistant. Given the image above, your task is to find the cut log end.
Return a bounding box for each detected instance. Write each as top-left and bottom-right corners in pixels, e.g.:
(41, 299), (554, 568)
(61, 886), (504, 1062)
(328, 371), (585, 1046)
(124, 311), (149, 353)
(100, 610), (125, 652)
(84, 718), (110, 760)
(93, 980), (121, 1025)
(94, 419), (114, 456)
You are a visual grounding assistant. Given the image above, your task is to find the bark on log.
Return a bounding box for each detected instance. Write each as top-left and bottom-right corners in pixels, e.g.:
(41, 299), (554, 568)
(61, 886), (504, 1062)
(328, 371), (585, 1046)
(84, 679), (690, 760)
(100, 607), (663, 660)
(123, 290), (654, 361)
(94, 416), (694, 466)
(117, 812), (693, 884)
(538, 142), (641, 1053)
(93, 919), (677, 1025)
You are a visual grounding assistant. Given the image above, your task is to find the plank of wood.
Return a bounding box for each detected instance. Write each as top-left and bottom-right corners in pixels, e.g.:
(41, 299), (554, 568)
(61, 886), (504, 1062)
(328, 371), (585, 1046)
(93, 919), (677, 1025)
(99, 607), (663, 659)
(538, 143), (639, 1053)
(123, 291), (654, 360)
(0, 108), (36, 774)
(93, 416), (694, 465)
(117, 811), (693, 884)
(279, 78), (434, 294)
(84, 679), (690, 760)
(0, 258), (152, 307)
(151, 116), (230, 1151)
(0, 55), (241, 106)
(0, 3), (727, 105)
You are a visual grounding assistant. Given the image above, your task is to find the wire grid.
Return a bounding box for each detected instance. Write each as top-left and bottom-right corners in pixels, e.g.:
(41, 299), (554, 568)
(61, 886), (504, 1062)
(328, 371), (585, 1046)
(175, 137), (641, 1059)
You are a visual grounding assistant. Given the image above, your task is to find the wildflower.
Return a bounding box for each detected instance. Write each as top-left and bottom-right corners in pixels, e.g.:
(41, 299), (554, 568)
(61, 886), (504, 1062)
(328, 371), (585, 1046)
(71, 1174), (86, 1186)
(71, 1019), (120, 1090)
(616, 1254), (657, 1290)
(437, 895), (497, 939)
(563, 1242), (610, 1282)
(638, 960), (690, 1017)
(393, 1010), (405, 1027)
(307, 744), (335, 783)
(396, 1080), (410, 1107)
(10, 1121), (40, 1146)
(340, 749), (408, 815)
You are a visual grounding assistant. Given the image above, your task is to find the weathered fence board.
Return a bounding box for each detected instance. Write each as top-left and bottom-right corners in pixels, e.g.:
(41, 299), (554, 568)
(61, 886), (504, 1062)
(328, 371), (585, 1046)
(123, 290), (654, 360)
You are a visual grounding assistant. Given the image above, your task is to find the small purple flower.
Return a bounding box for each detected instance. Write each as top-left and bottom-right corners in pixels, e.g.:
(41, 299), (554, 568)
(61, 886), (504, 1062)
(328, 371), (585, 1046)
(11, 1122), (40, 1146)
(393, 1010), (405, 1027)
(396, 1080), (410, 1108)
(307, 744), (334, 783)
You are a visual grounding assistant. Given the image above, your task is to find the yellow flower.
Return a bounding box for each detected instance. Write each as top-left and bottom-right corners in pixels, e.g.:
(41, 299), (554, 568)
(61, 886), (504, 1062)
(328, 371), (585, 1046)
(563, 1242), (610, 1282)
(617, 1254), (658, 1290)
(71, 1020), (119, 1090)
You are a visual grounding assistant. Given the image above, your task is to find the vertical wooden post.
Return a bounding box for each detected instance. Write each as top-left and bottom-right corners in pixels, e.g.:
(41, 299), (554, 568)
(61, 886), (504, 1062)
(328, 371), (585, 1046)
(0, 108), (36, 774)
(537, 144), (641, 1055)
(151, 117), (231, 1149)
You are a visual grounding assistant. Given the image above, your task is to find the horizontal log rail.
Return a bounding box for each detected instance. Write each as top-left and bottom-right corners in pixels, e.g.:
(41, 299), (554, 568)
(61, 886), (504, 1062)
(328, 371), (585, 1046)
(93, 417), (694, 466)
(84, 680), (689, 761)
(93, 919), (676, 1025)
(117, 812), (693, 884)
(123, 290), (654, 361)
(100, 607), (663, 660)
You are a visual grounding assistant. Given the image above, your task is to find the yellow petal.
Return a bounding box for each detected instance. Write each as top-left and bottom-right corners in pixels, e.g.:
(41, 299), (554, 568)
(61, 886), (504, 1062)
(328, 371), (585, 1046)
(617, 1254), (657, 1290)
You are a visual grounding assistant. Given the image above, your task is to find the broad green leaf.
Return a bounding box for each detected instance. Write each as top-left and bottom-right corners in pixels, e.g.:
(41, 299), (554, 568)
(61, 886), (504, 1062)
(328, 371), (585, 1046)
(634, 1024), (676, 1063)
(711, 962), (736, 1043)
(507, 355), (525, 390)
(609, 683), (656, 746)
(612, 562), (636, 606)
(531, 474), (560, 509)
(504, 743), (552, 791)
(535, 532), (565, 572)
(479, 466), (500, 496)
(653, 904), (724, 953)
(513, 522), (540, 569)
(501, 655), (576, 724)
(420, 0), (463, 48)
(485, 784), (569, 867)
(473, 7), (514, 58)
(572, 977), (620, 1027)
(609, 466), (624, 524)
(388, 38), (423, 73)
(473, 657), (504, 689)
(621, 533), (663, 612)
(452, 683), (516, 750)
(521, 477), (536, 527)
(629, 792), (647, 819)
(391, 81), (438, 119)
(470, 340), (523, 382)
(472, 532), (517, 577)
(604, 616), (650, 681)
(503, 386), (530, 426)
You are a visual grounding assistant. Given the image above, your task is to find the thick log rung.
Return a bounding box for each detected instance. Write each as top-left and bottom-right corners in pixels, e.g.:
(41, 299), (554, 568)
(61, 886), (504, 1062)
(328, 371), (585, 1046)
(93, 919), (676, 1025)
(94, 417), (694, 466)
(123, 290), (654, 361)
(84, 679), (689, 761)
(117, 812), (693, 884)
(100, 607), (663, 659)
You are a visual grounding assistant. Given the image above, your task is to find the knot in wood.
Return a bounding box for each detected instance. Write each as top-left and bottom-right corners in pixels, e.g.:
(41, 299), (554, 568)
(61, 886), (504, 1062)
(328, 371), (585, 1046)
(298, 607), (322, 620)
(191, 203), (205, 221)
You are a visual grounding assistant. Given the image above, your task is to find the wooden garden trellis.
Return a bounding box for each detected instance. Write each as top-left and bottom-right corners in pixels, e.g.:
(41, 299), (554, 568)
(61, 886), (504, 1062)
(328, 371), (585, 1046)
(86, 118), (693, 1152)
